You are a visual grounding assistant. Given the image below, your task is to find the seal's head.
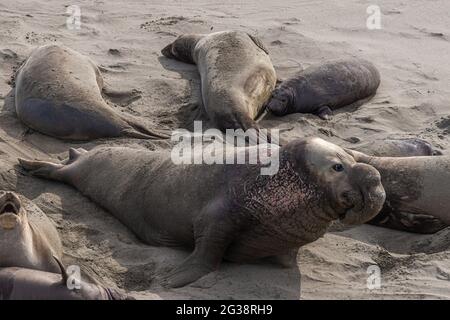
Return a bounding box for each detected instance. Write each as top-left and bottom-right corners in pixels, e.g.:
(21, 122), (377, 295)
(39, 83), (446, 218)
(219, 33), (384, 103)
(285, 138), (386, 225)
(0, 191), (24, 230)
(266, 86), (295, 116)
(161, 34), (203, 64)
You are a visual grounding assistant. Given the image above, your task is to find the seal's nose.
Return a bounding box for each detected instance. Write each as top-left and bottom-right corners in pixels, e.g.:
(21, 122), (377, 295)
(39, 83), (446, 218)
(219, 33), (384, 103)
(161, 44), (174, 58)
(351, 163), (382, 188)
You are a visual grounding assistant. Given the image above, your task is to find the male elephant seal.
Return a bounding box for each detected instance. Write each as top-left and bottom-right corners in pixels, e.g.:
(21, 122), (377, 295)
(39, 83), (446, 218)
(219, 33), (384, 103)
(161, 31), (276, 133)
(266, 58), (380, 119)
(0, 191), (62, 273)
(15, 44), (167, 141)
(0, 257), (132, 300)
(19, 137), (385, 287)
(347, 150), (450, 234)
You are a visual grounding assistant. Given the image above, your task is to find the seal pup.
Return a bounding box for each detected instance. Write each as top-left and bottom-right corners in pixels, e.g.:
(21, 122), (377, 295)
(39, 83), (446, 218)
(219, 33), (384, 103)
(19, 137), (385, 287)
(266, 58), (380, 119)
(347, 149), (450, 233)
(0, 191), (63, 273)
(15, 44), (168, 141)
(161, 31), (277, 133)
(0, 257), (133, 300)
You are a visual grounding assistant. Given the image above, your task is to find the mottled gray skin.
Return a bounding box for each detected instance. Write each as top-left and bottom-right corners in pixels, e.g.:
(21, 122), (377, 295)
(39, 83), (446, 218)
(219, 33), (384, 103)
(356, 138), (442, 157)
(267, 58), (380, 119)
(161, 31), (277, 132)
(15, 44), (167, 141)
(0, 191), (62, 273)
(0, 266), (132, 300)
(348, 149), (450, 234)
(19, 137), (385, 288)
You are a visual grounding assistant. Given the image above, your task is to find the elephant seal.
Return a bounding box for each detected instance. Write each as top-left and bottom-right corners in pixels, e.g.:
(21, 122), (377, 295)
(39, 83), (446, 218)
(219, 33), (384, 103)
(15, 44), (167, 141)
(19, 137), (385, 287)
(0, 191), (63, 273)
(347, 150), (450, 234)
(266, 58), (380, 119)
(0, 257), (133, 300)
(161, 31), (276, 133)
(355, 138), (442, 157)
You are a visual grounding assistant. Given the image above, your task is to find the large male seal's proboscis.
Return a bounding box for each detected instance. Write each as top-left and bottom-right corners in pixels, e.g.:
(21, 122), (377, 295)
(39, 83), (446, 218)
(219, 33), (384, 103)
(0, 191), (62, 273)
(15, 44), (168, 141)
(266, 58), (380, 119)
(0, 257), (133, 300)
(347, 150), (450, 233)
(161, 31), (277, 132)
(19, 138), (385, 288)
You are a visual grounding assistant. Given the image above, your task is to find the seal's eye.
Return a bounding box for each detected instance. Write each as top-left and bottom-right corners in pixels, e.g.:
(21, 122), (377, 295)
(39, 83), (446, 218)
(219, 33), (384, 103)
(332, 164), (344, 172)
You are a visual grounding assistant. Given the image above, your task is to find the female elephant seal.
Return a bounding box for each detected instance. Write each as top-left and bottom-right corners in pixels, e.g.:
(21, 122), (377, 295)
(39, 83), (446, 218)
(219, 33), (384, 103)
(266, 58), (380, 119)
(0, 191), (62, 273)
(15, 44), (167, 141)
(161, 31), (277, 133)
(347, 150), (450, 234)
(19, 137), (385, 287)
(0, 257), (132, 300)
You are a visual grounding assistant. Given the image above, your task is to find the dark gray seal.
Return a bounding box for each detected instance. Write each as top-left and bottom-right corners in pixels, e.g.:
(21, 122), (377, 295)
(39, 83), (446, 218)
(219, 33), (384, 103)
(0, 257), (132, 300)
(161, 31), (277, 132)
(15, 44), (168, 141)
(0, 191), (63, 273)
(266, 58), (380, 119)
(19, 137), (385, 287)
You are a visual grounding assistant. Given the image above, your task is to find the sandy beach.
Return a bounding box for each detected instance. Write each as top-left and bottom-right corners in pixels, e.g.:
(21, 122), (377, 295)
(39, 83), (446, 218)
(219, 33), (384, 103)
(0, 0), (449, 299)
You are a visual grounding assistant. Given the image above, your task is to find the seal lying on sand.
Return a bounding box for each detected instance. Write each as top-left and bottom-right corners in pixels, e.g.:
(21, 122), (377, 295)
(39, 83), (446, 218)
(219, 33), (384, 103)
(162, 31), (276, 133)
(347, 149), (450, 234)
(266, 58), (380, 119)
(15, 44), (167, 141)
(356, 138), (442, 157)
(19, 137), (385, 287)
(0, 257), (132, 300)
(0, 191), (62, 273)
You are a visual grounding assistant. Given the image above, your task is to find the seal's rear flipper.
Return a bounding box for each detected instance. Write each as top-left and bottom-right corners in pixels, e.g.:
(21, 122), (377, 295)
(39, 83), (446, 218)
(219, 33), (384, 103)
(18, 158), (64, 180)
(52, 255), (69, 285)
(122, 117), (170, 140)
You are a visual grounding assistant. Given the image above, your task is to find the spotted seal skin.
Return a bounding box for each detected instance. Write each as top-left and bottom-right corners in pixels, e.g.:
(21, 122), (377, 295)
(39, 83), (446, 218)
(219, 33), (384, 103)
(266, 58), (380, 119)
(15, 44), (168, 141)
(0, 191), (62, 273)
(347, 149), (450, 234)
(0, 257), (133, 300)
(19, 137), (385, 288)
(161, 31), (277, 133)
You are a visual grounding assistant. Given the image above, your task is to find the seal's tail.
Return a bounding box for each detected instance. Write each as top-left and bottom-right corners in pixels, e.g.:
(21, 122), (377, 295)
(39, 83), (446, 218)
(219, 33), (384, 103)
(18, 158), (64, 181)
(121, 116), (170, 140)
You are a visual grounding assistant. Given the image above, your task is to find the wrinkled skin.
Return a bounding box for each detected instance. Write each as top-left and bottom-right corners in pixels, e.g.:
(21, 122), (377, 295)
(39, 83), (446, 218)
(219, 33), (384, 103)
(347, 149), (450, 234)
(0, 191), (62, 273)
(19, 137), (385, 288)
(356, 138), (443, 157)
(267, 58), (380, 119)
(0, 266), (133, 300)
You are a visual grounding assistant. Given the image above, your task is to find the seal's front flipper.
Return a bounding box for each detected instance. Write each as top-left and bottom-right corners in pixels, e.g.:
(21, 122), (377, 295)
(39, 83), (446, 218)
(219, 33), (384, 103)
(162, 199), (238, 288)
(368, 210), (448, 234)
(18, 158), (64, 180)
(316, 105), (333, 120)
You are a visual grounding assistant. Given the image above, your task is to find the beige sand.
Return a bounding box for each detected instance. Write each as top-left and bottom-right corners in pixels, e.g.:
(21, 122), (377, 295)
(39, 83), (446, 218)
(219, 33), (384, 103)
(0, 0), (448, 299)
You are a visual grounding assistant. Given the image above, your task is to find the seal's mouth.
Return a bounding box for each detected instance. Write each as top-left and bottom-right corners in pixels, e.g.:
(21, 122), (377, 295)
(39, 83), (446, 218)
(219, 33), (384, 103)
(0, 192), (21, 216)
(0, 202), (19, 216)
